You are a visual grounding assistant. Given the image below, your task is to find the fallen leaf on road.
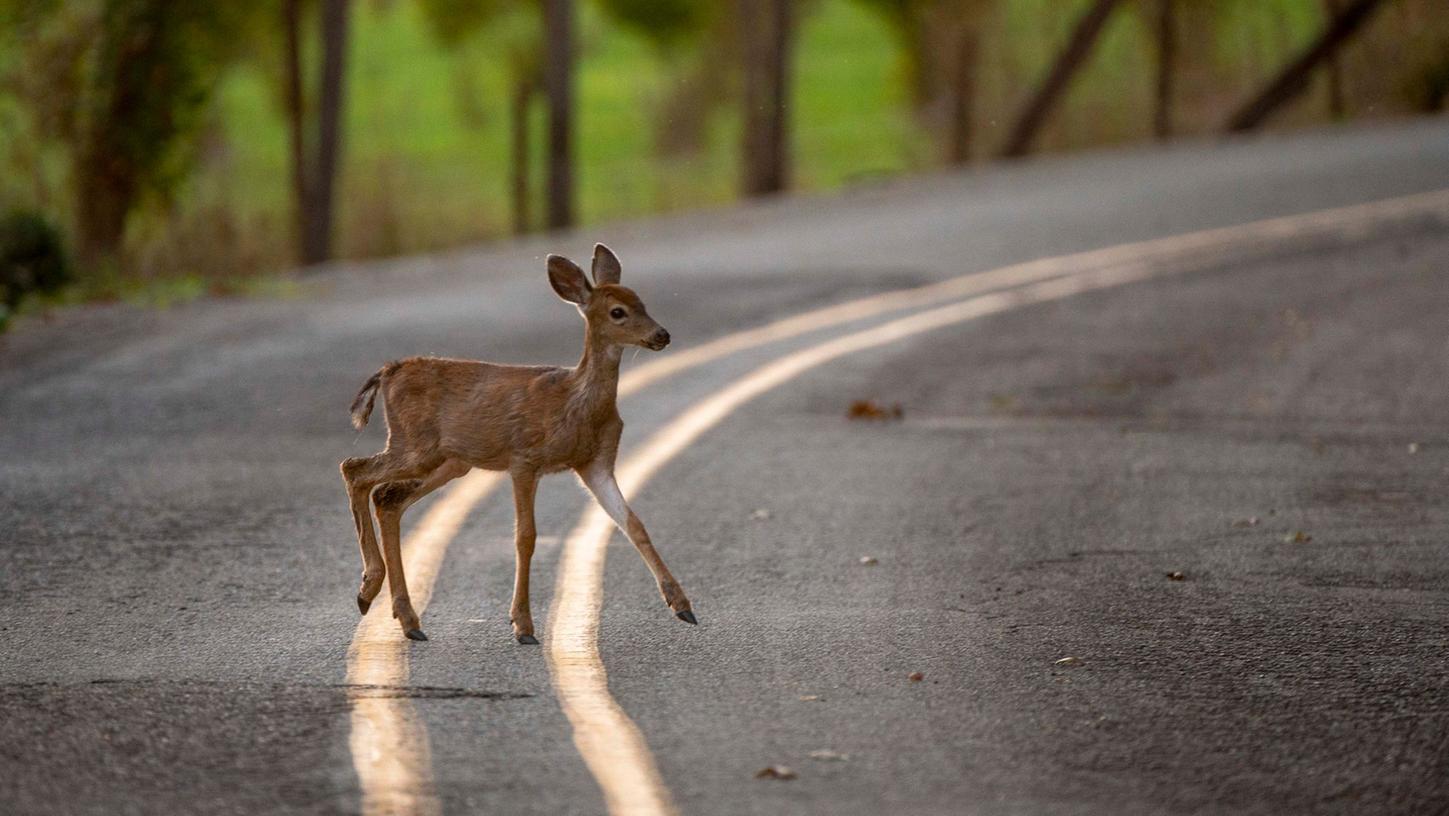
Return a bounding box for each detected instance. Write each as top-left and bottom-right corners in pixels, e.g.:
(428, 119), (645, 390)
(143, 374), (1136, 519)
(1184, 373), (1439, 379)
(797, 694), (822, 702)
(1284, 531), (1312, 543)
(809, 750), (850, 762)
(750, 508), (772, 521)
(908, 671), (925, 682)
(755, 766), (797, 780)
(847, 400), (903, 421)
(1054, 656), (1083, 667)
(1165, 571), (1185, 581)
(859, 556), (878, 566)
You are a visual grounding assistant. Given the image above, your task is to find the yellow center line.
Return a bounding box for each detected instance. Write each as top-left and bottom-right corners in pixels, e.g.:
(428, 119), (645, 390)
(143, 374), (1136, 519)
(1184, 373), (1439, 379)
(345, 189), (1449, 815)
(542, 189), (1449, 816)
(348, 469), (502, 816)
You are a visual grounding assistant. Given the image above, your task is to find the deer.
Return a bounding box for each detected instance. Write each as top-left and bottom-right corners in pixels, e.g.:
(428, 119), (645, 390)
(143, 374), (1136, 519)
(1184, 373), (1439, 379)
(340, 244), (695, 644)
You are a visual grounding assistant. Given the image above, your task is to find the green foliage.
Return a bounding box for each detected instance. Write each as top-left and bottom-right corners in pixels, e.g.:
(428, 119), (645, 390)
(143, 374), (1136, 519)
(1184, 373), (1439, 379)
(0, 208), (70, 327)
(596, 0), (711, 51)
(2, 0), (271, 263)
(417, 0), (511, 49)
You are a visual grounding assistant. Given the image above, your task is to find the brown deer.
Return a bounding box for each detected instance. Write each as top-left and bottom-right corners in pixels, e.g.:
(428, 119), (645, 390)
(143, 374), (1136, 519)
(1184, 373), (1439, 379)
(341, 244), (695, 644)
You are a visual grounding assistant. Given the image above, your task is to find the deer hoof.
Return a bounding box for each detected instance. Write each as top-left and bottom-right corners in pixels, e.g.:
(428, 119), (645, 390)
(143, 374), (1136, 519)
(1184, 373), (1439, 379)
(357, 595), (371, 615)
(404, 628), (428, 642)
(516, 634), (540, 645)
(675, 610), (698, 625)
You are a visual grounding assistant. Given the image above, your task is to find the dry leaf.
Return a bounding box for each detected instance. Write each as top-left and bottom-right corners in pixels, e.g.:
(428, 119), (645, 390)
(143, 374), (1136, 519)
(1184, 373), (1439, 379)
(1165, 571), (1185, 581)
(847, 400), (904, 421)
(1054, 656), (1083, 667)
(1284, 531), (1312, 543)
(908, 671), (925, 682)
(859, 556), (878, 566)
(797, 694), (822, 702)
(755, 766), (797, 780)
(809, 750), (850, 762)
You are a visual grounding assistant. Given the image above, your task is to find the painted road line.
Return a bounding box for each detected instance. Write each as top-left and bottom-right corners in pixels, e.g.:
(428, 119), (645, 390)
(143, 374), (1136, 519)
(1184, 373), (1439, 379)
(544, 190), (1449, 816)
(347, 188), (1449, 814)
(348, 469), (503, 816)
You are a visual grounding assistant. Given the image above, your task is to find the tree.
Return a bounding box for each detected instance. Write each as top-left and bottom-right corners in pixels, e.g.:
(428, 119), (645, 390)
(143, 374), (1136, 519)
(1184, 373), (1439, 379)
(855, 0), (994, 165)
(1153, 0), (1176, 141)
(417, 0), (538, 234)
(2, 0), (256, 268)
(739, 0), (793, 196)
(284, 0), (352, 265)
(999, 0), (1124, 158)
(542, 0), (575, 229)
(1225, 0), (1386, 132)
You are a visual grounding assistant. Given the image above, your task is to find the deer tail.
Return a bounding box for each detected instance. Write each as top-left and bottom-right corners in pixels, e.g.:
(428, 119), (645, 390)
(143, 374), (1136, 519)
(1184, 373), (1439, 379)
(349, 368), (386, 430)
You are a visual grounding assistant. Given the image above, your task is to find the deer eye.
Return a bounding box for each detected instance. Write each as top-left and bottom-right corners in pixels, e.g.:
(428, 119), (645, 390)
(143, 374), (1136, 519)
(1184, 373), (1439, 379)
(609, 307), (627, 320)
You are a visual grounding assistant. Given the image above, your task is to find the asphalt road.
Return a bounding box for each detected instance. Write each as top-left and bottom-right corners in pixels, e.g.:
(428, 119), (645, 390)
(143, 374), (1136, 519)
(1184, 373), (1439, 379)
(3, 119), (1449, 815)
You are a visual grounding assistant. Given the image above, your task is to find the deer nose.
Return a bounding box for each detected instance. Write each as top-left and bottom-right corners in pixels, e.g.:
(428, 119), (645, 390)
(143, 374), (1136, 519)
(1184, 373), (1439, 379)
(651, 328), (671, 348)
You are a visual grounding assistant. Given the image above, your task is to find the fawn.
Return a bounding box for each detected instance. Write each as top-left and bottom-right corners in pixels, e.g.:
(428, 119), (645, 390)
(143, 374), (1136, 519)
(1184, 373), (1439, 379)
(341, 244), (695, 643)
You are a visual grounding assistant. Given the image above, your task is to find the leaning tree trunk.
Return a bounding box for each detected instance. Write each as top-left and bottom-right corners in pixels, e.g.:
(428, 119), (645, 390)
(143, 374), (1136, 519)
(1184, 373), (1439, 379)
(1225, 0), (1385, 133)
(1153, 0), (1175, 141)
(999, 0), (1123, 158)
(542, 0), (575, 230)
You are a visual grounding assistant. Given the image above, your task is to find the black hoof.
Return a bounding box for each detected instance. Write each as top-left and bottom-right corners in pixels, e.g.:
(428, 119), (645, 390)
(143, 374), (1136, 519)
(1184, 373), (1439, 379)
(516, 634), (540, 645)
(405, 628), (428, 641)
(676, 610), (698, 625)
(357, 596), (371, 615)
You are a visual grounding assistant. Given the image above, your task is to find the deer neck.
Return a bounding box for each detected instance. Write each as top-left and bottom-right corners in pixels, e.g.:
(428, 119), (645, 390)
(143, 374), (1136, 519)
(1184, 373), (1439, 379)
(568, 331), (622, 415)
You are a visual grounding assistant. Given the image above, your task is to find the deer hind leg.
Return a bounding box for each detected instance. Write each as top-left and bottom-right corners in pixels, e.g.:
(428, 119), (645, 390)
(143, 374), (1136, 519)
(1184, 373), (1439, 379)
(341, 450), (444, 640)
(577, 464), (696, 625)
(341, 456), (388, 616)
(362, 458), (472, 616)
(508, 467), (540, 645)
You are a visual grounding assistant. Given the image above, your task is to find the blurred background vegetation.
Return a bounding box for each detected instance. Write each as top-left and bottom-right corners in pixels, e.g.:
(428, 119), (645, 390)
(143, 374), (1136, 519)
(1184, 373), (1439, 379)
(0, 0), (1445, 323)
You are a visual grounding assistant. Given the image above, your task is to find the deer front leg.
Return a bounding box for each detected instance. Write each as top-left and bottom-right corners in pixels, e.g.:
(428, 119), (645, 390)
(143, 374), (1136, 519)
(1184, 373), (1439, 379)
(509, 468), (541, 645)
(577, 464), (696, 625)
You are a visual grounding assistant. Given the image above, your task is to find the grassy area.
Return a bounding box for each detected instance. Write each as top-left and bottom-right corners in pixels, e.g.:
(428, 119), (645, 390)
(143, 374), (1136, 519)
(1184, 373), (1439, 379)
(195, 0), (923, 265)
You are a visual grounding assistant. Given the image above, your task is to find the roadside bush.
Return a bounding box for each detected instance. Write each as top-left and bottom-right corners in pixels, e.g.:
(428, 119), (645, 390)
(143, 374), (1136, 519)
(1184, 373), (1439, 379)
(0, 209), (71, 329)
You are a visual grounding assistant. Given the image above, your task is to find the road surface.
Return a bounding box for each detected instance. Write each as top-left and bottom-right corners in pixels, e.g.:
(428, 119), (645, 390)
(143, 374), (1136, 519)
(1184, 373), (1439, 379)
(3, 119), (1449, 815)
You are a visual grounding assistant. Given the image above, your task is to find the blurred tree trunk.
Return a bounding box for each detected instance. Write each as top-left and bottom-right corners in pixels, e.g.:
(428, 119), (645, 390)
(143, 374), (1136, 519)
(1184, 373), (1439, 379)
(73, 1), (169, 268)
(1153, 0), (1175, 141)
(510, 75), (535, 235)
(947, 24), (978, 164)
(739, 0), (793, 196)
(283, 0), (311, 262)
(309, 0), (350, 263)
(543, 0), (575, 230)
(285, 0), (351, 266)
(999, 0), (1123, 158)
(1322, 0), (1347, 119)
(1225, 0), (1384, 132)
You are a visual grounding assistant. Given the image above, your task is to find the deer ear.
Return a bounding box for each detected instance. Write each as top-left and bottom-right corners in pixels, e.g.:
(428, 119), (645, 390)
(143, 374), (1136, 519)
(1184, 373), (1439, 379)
(547, 255), (592, 305)
(591, 243), (622, 286)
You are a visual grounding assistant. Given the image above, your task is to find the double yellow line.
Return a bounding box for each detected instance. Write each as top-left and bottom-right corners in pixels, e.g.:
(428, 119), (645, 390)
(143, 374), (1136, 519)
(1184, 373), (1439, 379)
(345, 189), (1449, 815)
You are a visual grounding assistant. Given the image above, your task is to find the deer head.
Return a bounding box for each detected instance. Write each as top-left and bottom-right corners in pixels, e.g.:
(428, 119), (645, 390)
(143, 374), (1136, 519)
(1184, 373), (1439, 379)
(547, 244), (670, 351)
